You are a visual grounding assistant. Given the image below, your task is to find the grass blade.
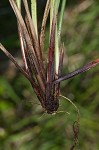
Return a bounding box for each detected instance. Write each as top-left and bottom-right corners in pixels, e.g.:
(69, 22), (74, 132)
(23, 0), (46, 80)
(31, 0), (38, 37)
(9, 0), (45, 92)
(16, 0), (28, 71)
(54, 59), (99, 83)
(58, 0), (66, 42)
(40, 0), (50, 57)
(54, 0), (60, 74)
(50, 0), (55, 35)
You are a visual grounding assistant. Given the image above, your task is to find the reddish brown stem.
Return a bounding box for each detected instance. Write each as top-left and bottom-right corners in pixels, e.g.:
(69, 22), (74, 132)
(54, 59), (99, 84)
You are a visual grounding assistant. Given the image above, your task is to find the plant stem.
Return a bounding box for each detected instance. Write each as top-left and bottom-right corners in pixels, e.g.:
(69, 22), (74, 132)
(54, 59), (99, 83)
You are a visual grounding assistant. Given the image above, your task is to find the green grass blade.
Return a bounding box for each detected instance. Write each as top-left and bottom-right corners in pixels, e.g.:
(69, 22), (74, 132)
(54, 0), (60, 74)
(50, 0), (55, 35)
(50, 0), (60, 34)
(58, 0), (66, 42)
(31, 0), (38, 37)
(55, 23), (59, 74)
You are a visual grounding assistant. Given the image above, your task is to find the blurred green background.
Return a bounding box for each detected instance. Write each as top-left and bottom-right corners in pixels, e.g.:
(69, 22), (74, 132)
(0, 0), (99, 150)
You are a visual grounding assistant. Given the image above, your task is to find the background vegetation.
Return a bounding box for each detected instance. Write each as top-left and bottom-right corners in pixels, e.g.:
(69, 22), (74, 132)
(0, 0), (99, 149)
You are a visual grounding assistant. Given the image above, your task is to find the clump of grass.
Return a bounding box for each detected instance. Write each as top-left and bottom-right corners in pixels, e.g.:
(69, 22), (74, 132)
(0, 0), (99, 113)
(0, 0), (99, 148)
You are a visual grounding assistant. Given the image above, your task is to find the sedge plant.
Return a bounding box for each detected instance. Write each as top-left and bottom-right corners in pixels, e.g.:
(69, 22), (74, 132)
(0, 0), (99, 113)
(0, 0), (99, 149)
(0, 0), (99, 122)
